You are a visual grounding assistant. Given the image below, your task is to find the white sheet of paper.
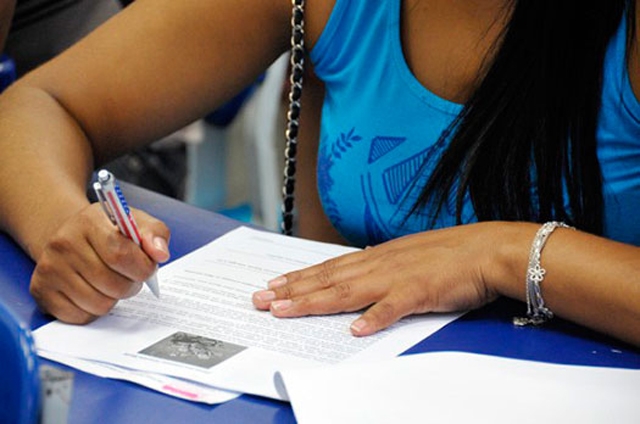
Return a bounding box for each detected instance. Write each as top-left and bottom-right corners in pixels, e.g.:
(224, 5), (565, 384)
(278, 351), (640, 424)
(41, 350), (240, 404)
(34, 227), (461, 400)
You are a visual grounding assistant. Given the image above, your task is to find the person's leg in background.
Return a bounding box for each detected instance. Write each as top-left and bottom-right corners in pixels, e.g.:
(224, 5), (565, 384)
(0, 1), (15, 50)
(5, 0), (122, 75)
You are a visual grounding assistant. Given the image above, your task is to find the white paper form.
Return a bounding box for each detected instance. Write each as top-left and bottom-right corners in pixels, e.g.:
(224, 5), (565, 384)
(41, 351), (241, 404)
(279, 351), (640, 424)
(34, 227), (461, 400)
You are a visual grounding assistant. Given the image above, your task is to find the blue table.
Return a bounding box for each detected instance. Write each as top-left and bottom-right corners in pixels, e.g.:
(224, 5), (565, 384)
(1, 183), (638, 423)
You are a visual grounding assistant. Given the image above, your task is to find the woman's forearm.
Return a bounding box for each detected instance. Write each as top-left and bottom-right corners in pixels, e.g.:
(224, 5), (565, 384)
(0, 0), (292, 260)
(494, 222), (640, 347)
(253, 221), (640, 348)
(0, 83), (95, 260)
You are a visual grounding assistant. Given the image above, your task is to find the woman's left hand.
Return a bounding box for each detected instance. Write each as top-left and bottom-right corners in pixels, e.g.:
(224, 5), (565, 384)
(252, 222), (529, 336)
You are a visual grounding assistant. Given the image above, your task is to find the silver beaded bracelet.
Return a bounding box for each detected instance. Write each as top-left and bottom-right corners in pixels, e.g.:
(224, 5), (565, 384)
(513, 221), (574, 326)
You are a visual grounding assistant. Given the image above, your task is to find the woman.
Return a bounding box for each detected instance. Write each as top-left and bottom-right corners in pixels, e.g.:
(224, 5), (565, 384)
(0, 0), (638, 347)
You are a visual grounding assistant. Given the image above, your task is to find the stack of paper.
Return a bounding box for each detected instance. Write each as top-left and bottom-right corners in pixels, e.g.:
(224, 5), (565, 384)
(34, 227), (460, 404)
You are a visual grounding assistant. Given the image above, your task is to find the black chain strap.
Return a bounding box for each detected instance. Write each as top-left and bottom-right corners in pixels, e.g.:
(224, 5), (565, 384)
(281, 0), (305, 236)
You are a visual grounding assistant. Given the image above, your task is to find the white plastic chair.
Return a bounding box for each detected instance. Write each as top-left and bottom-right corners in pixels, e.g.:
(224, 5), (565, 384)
(183, 54), (289, 231)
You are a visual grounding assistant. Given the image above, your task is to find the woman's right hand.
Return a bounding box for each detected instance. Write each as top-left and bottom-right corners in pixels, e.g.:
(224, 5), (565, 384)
(29, 203), (171, 324)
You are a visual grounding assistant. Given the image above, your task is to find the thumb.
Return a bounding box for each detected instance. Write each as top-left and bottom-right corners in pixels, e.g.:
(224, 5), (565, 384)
(133, 209), (171, 263)
(143, 233), (171, 263)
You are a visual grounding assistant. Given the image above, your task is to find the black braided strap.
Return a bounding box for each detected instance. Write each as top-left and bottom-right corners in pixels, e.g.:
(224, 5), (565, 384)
(281, 0), (305, 236)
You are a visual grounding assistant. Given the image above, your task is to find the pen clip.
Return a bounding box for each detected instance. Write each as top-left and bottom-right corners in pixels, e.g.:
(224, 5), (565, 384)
(93, 182), (117, 226)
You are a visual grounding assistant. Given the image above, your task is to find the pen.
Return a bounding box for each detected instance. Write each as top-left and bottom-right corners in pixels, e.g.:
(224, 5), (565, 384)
(93, 169), (161, 298)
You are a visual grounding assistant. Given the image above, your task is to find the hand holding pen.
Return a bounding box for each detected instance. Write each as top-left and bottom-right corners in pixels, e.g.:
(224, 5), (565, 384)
(94, 169), (161, 298)
(27, 169), (169, 324)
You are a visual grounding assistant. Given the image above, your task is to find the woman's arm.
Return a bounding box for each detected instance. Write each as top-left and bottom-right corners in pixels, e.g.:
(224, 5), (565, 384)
(253, 222), (640, 347)
(496, 223), (640, 347)
(0, 0), (291, 257)
(0, 0), (291, 322)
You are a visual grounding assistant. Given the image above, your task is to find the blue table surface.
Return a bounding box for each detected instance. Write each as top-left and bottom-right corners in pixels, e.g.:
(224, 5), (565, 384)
(1, 183), (638, 423)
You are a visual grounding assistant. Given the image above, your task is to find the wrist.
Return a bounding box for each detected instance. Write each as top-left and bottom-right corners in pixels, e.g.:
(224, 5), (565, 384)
(485, 221), (540, 302)
(21, 193), (90, 261)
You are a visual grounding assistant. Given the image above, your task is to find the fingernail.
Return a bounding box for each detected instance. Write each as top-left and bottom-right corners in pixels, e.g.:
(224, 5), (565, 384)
(350, 319), (368, 334)
(254, 290), (276, 302)
(271, 299), (293, 311)
(268, 275), (288, 289)
(153, 236), (169, 255)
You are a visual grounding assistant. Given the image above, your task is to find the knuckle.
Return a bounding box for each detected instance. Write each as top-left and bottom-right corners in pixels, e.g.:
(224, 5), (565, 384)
(154, 221), (171, 239)
(103, 239), (154, 282)
(104, 280), (127, 299)
(34, 258), (57, 279)
(90, 269), (135, 299)
(276, 284), (295, 299)
(92, 297), (117, 316)
(48, 234), (75, 255)
(292, 295), (310, 310)
(285, 270), (301, 283)
(60, 309), (96, 325)
(316, 260), (338, 288)
(105, 239), (132, 264)
(122, 282), (143, 299)
(289, 295), (323, 316)
(113, 280), (140, 299)
(29, 281), (46, 302)
(330, 282), (352, 300)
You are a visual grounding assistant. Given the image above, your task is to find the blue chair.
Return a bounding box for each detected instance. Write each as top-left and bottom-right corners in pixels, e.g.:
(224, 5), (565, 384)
(0, 54), (17, 93)
(0, 299), (41, 424)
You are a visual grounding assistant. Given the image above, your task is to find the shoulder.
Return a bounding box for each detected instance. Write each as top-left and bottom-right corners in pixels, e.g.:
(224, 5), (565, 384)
(304, 0), (337, 49)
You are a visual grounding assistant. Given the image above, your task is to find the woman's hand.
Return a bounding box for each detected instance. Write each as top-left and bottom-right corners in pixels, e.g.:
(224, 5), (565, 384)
(29, 203), (171, 324)
(253, 222), (528, 336)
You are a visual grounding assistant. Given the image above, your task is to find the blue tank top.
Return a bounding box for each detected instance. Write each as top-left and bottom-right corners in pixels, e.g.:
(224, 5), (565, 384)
(310, 0), (640, 247)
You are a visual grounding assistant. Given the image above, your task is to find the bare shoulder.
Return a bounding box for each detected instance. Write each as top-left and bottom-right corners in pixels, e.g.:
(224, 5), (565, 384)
(303, 0), (337, 49)
(248, 0), (335, 47)
(15, 0), (305, 160)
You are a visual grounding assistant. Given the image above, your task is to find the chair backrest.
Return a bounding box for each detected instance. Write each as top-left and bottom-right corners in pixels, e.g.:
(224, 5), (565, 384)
(0, 54), (17, 93)
(0, 299), (40, 424)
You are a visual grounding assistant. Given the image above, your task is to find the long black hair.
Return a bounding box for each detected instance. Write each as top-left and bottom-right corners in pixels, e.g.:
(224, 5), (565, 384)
(414, 0), (631, 235)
